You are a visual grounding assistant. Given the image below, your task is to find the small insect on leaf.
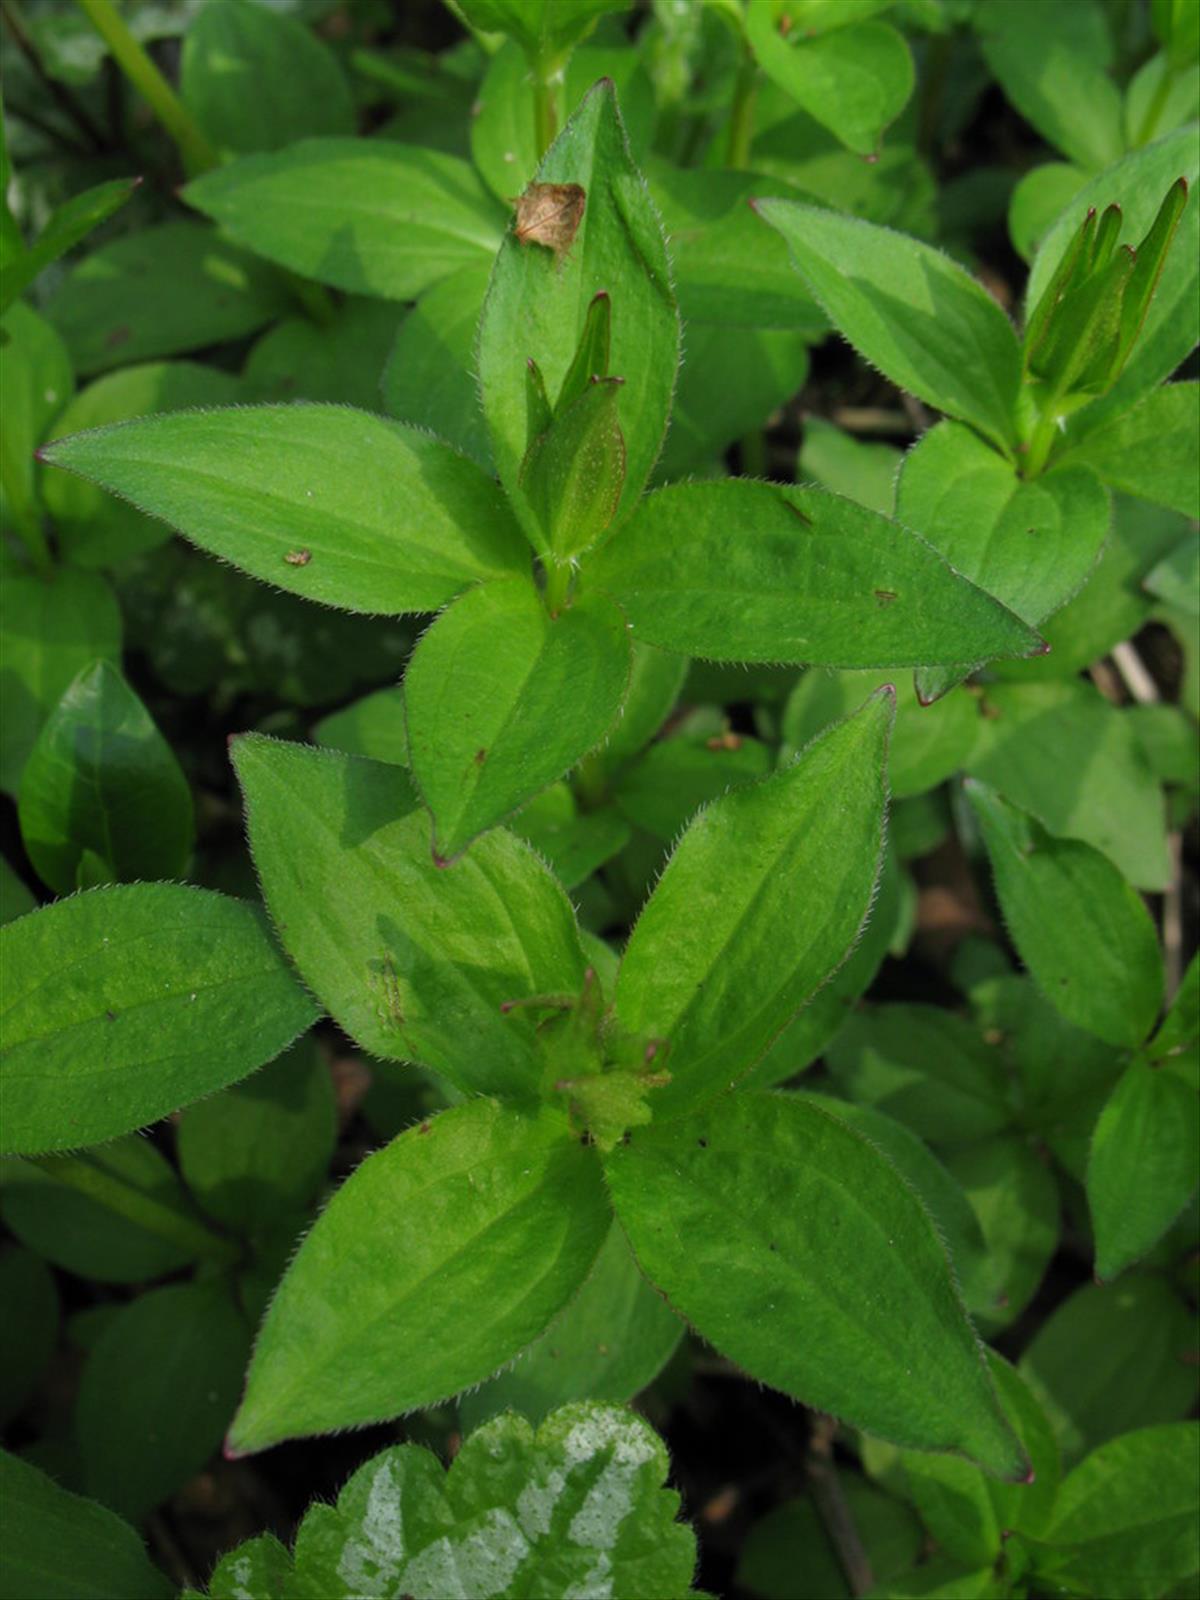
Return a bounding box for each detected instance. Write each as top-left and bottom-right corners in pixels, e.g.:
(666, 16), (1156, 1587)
(514, 183), (586, 260)
(284, 549), (311, 567)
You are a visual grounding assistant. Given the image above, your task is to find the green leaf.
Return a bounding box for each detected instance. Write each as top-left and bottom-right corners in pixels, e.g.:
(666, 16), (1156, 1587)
(205, 1536), (290, 1600)
(185, 139), (505, 300)
(233, 736), (586, 1096)
(979, 0), (1124, 171)
(176, 1036), (335, 1232)
(824, 1004), (1012, 1143)
(1146, 530), (1200, 615)
(0, 859), (36, 926)
(746, 3), (914, 157)
(76, 1281), (250, 1523)
(738, 1476), (922, 1600)
(966, 781), (1163, 1048)
(1148, 950), (1199, 1064)
(590, 480), (1042, 665)
(799, 415), (901, 516)
(0, 564), (122, 796)
(942, 1135), (1061, 1333)
(0, 1451), (170, 1599)
(39, 404), (529, 616)
(966, 680), (1170, 891)
(657, 324), (811, 482)
(1009, 162), (1090, 264)
(42, 361), (242, 568)
(458, 0), (630, 64)
(242, 298), (403, 411)
(1025, 128), (1199, 432)
(1056, 382), (1200, 519)
(510, 784), (631, 889)
(0, 176), (139, 318)
(18, 660), (193, 895)
(606, 1091), (1025, 1477)
(478, 81), (679, 548)
(614, 733), (773, 842)
(0, 301), (73, 539)
(0, 1243), (58, 1424)
(381, 262), (493, 468)
(0, 883), (319, 1154)
(235, 1402), (695, 1599)
(407, 577), (630, 858)
(459, 1221), (683, 1431)
(1018, 1275), (1198, 1464)
(312, 686), (409, 766)
(900, 1353), (1058, 1568)
(614, 689), (891, 1116)
(1036, 1424), (1200, 1599)
(181, 0), (354, 155)
(0, 1135), (214, 1282)
(756, 199), (1022, 454)
(1087, 1057), (1199, 1281)
(647, 162), (827, 333)
(228, 1100), (610, 1453)
(797, 1091), (992, 1320)
(46, 221), (288, 376)
(896, 420), (1111, 628)
(782, 668), (977, 800)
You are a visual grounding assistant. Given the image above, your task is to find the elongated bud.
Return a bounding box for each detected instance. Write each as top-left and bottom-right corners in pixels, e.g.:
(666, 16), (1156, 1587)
(557, 290), (612, 414)
(521, 375), (627, 561)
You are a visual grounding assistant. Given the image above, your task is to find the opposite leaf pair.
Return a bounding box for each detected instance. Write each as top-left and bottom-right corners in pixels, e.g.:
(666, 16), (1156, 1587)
(43, 81), (1046, 864)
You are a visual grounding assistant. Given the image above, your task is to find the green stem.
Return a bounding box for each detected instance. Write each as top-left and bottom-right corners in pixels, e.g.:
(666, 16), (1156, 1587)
(74, 0), (218, 175)
(543, 558), (572, 614)
(0, 434), (52, 575)
(1023, 405), (1061, 479)
(27, 1152), (242, 1266)
(1135, 60), (1177, 148)
(726, 53), (758, 168)
(532, 59), (562, 161)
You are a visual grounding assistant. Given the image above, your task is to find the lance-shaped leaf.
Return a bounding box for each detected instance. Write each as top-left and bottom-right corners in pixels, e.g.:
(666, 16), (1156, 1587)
(1055, 381), (1200, 519)
(1087, 1058), (1199, 1282)
(39, 404), (529, 615)
(966, 781), (1163, 1049)
(228, 1100), (610, 1453)
(745, 2), (914, 158)
(458, 0), (629, 65)
(18, 660), (193, 894)
(1148, 949), (1198, 1065)
(460, 1223), (682, 1431)
(185, 140), (506, 300)
(1035, 1424), (1200, 1598)
(1025, 129), (1198, 432)
(405, 577), (631, 861)
(0, 1452), (170, 1600)
(233, 736), (586, 1096)
(606, 1092), (1026, 1477)
(522, 378), (627, 560)
(0, 884), (319, 1154)
(896, 420), (1111, 629)
(755, 199), (1022, 455)
(479, 81), (679, 547)
(226, 1402), (695, 1598)
(614, 689), (891, 1117)
(589, 480), (1042, 666)
(0, 175), (139, 317)
(46, 221), (288, 376)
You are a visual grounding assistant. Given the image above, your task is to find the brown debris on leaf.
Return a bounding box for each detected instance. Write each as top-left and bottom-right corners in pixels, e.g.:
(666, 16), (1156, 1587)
(514, 182), (586, 260)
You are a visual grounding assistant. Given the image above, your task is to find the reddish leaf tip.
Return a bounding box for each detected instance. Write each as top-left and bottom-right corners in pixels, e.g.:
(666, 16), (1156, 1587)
(222, 1433), (247, 1461)
(1022, 1466), (1037, 1485)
